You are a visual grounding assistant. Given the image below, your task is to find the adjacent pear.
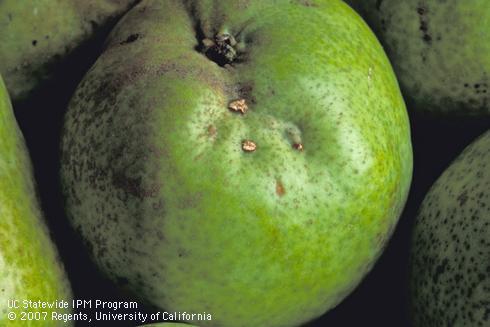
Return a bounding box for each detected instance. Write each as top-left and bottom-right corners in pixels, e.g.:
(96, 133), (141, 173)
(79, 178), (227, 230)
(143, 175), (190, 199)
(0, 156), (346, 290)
(410, 130), (489, 326)
(0, 0), (138, 102)
(0, 74), (72, 326)
(345, 0), (490, 116)
(61, 0), (413, 326)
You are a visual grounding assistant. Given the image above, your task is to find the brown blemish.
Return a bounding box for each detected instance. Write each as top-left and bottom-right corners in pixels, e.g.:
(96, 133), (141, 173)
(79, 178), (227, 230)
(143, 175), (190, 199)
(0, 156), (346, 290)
(276, 180), (286, 196)
(228, 99), (248, 114)
(237, 81), (256, 104)
(242, 140), (257, 152)
(208, 125), (217, 137)
(237, 82), (253, 95)
(293, 143), (304, 151)
(297, 0), (317, 7)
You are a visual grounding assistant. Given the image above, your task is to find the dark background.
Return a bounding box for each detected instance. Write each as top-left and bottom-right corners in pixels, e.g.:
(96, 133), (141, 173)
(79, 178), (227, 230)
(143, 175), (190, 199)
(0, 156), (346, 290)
(12, 20), (490, 327)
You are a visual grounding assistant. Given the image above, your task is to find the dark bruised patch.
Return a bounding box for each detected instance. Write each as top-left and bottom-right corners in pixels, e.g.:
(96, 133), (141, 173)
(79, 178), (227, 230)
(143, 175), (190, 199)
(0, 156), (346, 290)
(31, 40), (38, 46)
(237, 81), (254, 96)
(112, 171), (160, 199)
(276, 180), (286, 197)
(236, 81), (256, 104)
(120, 33), (140, 45)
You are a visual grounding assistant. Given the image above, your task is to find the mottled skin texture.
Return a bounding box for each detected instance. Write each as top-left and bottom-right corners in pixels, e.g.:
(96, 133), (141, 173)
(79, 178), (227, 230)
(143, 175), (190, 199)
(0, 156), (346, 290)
(0, 75), (72, 326)
(345, 0), (490, 116)
(0, 0), (138, 102)
(410, 130), (490, 327)
(61, 0), (412, 326)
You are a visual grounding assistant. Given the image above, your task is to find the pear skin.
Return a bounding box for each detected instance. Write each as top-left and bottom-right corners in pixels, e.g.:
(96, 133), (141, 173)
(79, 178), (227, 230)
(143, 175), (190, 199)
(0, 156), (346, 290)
(0, 0), (138, 102)
(61, 1), (413, 326)
(0, 74), (72, 326)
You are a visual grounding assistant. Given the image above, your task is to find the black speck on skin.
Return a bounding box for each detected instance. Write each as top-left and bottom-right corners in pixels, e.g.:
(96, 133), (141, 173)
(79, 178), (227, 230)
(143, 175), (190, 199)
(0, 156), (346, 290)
(432, 258), (449, 284)
(417, 5), (432, 44)
(457, 191), (469, 206)
(120, 33), (140, 45)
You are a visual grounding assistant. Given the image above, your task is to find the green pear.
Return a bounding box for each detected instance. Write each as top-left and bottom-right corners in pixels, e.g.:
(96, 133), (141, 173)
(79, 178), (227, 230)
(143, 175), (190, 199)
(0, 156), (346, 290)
(0, 0), (138, 102)
(0, 74), (72, 325)
(410, 130), (489, 326)
(345, 0), (490, 116)
(61, 0), (413, 326)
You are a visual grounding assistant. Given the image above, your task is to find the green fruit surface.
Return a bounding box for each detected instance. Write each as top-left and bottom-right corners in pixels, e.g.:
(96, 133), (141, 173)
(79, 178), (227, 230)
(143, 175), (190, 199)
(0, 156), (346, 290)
(61, 0), (413, 326)
(0, 0), (137, 102)
(345, 0), (490, 116)
(0, 75), (72, 325)
(410, 130), (490, 327)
